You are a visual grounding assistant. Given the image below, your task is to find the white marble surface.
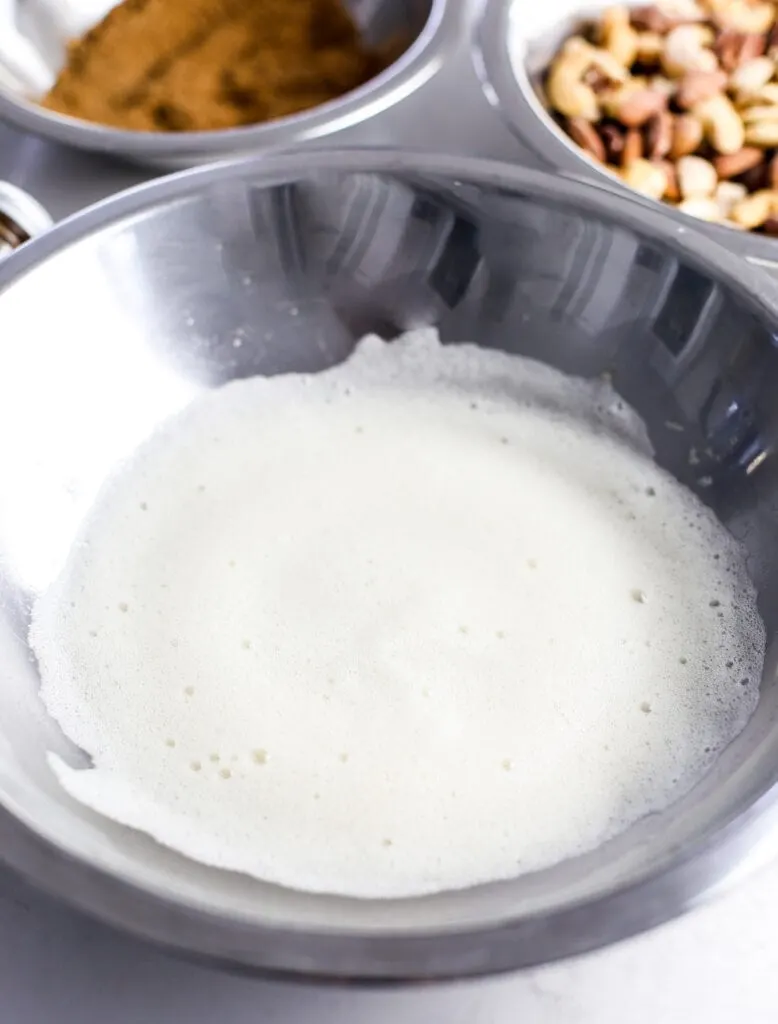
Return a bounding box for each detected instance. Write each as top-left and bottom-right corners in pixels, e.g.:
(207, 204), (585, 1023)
(0, 855), (775, 1023)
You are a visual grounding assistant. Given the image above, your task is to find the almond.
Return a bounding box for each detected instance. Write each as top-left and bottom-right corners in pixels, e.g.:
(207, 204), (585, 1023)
(622, 127), (645, 165)
(715, 29), (766, 70)
(713, 147), (764, 177)
(645, 109), (674, 157)
(676, 69), (727, 107)
(617, 87), (668, 126)
(671, 112), (705, 157)
(567, 117), (607, 161)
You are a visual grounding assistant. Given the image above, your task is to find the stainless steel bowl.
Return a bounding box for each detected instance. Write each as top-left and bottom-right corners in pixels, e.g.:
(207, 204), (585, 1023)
(0, 0), (452, 169)
(474, 0), (778, 270)
(2, 149), (778, 982)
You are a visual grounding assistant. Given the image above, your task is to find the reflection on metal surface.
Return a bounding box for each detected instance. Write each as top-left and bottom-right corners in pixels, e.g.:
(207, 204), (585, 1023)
(0, 154), (777, 982)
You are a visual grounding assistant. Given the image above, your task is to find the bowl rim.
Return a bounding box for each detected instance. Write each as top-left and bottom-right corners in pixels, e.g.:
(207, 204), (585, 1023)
(0, 0), (453, 164)
(471, 0), (778, 269)
(3, 147), (778, 982)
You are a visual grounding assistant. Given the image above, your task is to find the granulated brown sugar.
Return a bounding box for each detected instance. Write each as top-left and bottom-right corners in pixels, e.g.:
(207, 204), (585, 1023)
(42, 0), (406, 132)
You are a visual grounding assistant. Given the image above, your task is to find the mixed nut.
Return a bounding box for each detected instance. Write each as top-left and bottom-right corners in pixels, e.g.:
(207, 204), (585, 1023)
(541, 0), (778, 233)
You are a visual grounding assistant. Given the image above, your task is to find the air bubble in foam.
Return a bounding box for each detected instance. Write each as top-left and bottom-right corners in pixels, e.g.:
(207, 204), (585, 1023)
(30, 329), (764, 899)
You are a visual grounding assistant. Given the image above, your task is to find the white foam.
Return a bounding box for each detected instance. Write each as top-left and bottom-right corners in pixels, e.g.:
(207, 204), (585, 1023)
(30, 328), (764, 898)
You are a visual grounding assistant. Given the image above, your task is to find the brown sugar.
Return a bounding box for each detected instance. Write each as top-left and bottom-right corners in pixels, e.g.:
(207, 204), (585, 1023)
(41, 0), (407, 132)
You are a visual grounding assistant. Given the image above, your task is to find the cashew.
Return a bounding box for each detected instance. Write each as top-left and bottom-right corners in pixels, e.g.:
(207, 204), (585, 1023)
(677, 154), (719, 197)
(658, 0), (707, 21)
(714, 1), (776, 35)
(694, 93), (745, 153)
(661, 25), (717, 77)
(648, 75), (677, 100)
(587, 43), (633, 82)
(546, 39), (600, 120)
(546, 38), (627, 120)
(677, 196), (724, 220)
(730, 56), (775, 97)
(745, 119), (778, 146)
(738, 84), (778, 107)
(714, 180), (748, 216)
(637, 32), (665, 62)
(601, 6), (640, 66)
(730, 189), (778, 227)
(621, 158), (669, 198)
(741, 105), (778, 123)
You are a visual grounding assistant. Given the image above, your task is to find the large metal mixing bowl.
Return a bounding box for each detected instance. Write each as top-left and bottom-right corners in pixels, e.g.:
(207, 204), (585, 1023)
(1, 149), (778, 982)
(0, 0), (449, 168)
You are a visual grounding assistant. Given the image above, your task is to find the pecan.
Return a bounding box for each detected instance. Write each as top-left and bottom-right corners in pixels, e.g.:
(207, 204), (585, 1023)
(645, 108), (674, 157)
(567, 116), (607, 161)
(713, 147), (764, 177)
(770, 154), (778, 189)
(583, 66), (611, 93)
(599, 121), (626, 161)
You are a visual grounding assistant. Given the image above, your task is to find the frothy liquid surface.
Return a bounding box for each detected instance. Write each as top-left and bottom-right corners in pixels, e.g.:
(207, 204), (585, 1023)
(31, 330), (764, 898)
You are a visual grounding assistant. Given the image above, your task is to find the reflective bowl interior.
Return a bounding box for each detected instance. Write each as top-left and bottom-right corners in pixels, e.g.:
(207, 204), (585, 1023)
(1, 152), (778, 978)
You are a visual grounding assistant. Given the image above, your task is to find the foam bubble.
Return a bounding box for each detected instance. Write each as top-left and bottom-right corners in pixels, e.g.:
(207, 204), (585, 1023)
(30, 328), (764, 898)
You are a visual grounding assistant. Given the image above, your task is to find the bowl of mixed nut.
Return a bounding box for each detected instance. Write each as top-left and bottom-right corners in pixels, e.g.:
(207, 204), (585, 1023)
(477, 0), (778, 253)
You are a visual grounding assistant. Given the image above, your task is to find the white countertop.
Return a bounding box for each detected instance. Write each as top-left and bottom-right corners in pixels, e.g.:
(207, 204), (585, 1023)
(0, 855), (775, 1024)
